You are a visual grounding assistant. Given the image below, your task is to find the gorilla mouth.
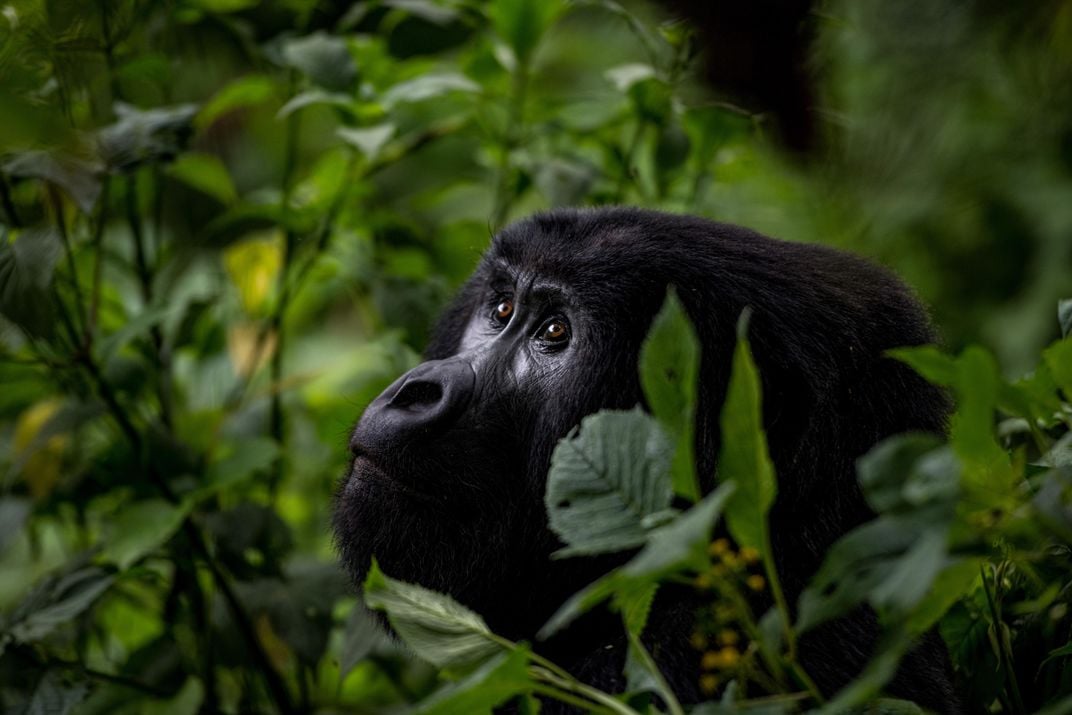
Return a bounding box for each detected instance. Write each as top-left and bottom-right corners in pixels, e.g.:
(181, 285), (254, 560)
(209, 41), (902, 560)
(348, 454), (442, 504)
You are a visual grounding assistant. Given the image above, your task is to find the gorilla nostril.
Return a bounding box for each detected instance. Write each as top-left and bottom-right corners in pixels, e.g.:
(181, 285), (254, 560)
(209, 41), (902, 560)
(390, 380), (443, 409)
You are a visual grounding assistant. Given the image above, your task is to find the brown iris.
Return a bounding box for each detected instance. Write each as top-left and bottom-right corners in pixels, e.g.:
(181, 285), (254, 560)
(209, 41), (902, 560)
(494, 299), (513, 323)
(542, 321), (568, 341)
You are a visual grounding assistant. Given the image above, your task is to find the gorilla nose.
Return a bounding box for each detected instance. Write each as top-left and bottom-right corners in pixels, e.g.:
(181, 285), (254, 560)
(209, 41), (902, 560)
(350, 359), (475, 456)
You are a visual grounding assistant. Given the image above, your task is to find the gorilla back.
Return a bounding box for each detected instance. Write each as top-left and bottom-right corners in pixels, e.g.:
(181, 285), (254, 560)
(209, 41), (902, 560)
(333, 207), (958, 711)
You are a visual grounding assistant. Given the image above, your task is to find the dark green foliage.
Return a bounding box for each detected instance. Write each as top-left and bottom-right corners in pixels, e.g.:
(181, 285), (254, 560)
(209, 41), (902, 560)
(1, 0), (1070, 713)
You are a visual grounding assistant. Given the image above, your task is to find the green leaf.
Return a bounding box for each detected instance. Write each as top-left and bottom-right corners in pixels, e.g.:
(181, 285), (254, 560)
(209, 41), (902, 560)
(4, 567), (115, 645)
(640, 287), (701, 501)
(718, 311), (777, 553)
(99, 498), (191, 570)
(1059, 298), (1072, 338)
(363, 560), (504, 668)
(196, 74), (276, 130)
(339, 605), (387, 677)
(337, 124), (396, 161)
(416, 647), (532, 715)
(545, 408), (674, 557)
(856, 434), (955, 513)
(0, 227), (61, 336)
(0, 497), (31, 554)
(1043, 336), (1072, 397)
(202, 436), (281, 492)
(892, 345), (1014, 499)
(3, 151), (102, 214)
(887, 346), (959, 387)
(605, 63), (657, 92)
(622, 482), (735, 579)
(489, 0), (563, 64)
(381, 73), (480, 108)
(539, 482), (734, 639)
(277, 89), (354, 119)
(281, 32), (357, 92)
(138, 677), (204, 715)
(26, 670), (88, 715)
(186, 0), (259, 13)
(623, 630), (682, 712)
(98, 103), (198, 172)
(166, 152), (237, 205)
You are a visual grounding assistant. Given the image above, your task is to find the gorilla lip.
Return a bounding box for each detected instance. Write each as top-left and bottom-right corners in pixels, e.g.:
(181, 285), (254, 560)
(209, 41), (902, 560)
(349, 453), (440, 503)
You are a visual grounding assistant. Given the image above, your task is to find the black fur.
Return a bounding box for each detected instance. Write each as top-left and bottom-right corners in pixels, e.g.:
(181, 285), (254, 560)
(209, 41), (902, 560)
(334, 207), (959, 711)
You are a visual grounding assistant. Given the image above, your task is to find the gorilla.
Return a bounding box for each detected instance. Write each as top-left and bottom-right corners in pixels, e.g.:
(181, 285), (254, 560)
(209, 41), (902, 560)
(333, 207), (958, 711)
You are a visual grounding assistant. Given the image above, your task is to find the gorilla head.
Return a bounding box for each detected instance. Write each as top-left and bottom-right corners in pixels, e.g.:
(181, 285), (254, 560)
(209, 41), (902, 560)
(333, 207), (954, 706)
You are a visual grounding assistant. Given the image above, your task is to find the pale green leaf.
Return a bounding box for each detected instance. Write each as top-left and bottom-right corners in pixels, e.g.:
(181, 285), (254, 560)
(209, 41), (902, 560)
(640, 287), (701, 501)
(100, 498), (191, 570)
(363, 560), (504, 668)
(417, 647), (532, 715)
(166, 152), (237, 205)
(718, 311), (777, 553)
(545, 408), (673, 557)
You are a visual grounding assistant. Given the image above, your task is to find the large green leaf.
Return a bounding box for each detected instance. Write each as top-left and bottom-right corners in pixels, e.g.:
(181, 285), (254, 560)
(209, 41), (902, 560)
(99, 499), (191, 570)
(281, 32), (357, 91)
(25, 670), (88, 715)
(98, 103), (198, 172)
(718, 311), (777, 553)
(3, 151), (102, 214)
(166, 152), (237, 205)
(545, 408), (674, 557)
(416, 647), (532, 715)
(381, 73), (480, 108)
(2, 567), (115, 647)
(195, 74), (276, 130)
(639, 287), (701, 501)
(0, 227), (60, 336)
(363, 560), (504, 668)
(891, 345), (1015, 500)
(539, 482), (734, 639)
(489, 0), (563, 64)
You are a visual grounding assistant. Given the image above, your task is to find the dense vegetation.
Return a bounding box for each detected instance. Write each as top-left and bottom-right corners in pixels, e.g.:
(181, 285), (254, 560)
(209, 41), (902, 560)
(0, 0), (1070, 713)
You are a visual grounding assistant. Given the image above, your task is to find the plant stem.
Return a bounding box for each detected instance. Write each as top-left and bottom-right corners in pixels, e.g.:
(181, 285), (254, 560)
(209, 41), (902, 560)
(626, 631), (685, 715)
(614, 119), (646, 203)
(50, 188), (90, 341)
(492, 62), (529, 228)
(982, 564), (1026, 715)
(761, 527), (824, 703)
(530, 666), (642, 715)
(125, 173), (173, 427)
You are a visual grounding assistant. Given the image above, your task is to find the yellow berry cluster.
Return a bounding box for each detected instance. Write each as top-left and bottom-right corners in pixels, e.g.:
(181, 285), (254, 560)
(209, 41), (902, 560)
(689, 537), (769, 696)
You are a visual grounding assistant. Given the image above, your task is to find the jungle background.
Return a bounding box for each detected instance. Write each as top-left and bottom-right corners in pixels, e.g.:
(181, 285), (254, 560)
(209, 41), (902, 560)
(1, 0), (1071, 713)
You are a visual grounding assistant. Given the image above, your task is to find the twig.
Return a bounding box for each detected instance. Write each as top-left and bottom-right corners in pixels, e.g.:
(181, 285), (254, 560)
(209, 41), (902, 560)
(491, 62), (529, 228)
(50, 188), (90, 340)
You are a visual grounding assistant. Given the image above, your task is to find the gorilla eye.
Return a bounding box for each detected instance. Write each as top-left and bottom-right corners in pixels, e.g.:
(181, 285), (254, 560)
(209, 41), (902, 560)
(493, 299), (514, 324)
(540, 320), (569, 343)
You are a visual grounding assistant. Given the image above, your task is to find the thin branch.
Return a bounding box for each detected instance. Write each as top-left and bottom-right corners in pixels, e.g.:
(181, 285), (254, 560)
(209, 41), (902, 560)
(50, 188), (90, 341)
(491, 62), (530, 228)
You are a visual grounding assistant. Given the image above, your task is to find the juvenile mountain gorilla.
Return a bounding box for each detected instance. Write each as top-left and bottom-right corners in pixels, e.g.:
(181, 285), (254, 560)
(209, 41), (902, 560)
(334, 208), (958, 710)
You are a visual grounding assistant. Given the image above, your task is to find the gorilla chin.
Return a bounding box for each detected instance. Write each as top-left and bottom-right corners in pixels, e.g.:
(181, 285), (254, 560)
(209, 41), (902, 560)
(333, 207), (960, 713)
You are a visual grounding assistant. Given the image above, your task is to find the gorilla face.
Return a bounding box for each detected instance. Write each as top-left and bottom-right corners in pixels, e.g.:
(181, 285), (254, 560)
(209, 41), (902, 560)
(333, 210), (673, 634)
(333, 206), (950, 647)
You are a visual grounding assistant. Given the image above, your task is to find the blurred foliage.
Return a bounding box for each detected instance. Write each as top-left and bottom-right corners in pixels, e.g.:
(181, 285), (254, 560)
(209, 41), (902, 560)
(0, 0), (1069, 713)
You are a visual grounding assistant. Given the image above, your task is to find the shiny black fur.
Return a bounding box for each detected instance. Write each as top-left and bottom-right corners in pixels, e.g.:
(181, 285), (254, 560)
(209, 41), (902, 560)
(333, 207), (959, 711)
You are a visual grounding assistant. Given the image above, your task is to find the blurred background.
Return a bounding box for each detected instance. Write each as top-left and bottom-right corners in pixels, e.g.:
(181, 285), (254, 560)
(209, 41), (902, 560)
(0, 0), (1070, 712)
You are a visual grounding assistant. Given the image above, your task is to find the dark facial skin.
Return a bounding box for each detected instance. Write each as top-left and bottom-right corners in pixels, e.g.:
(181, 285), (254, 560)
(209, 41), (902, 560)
(333, 207), (960, 712)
